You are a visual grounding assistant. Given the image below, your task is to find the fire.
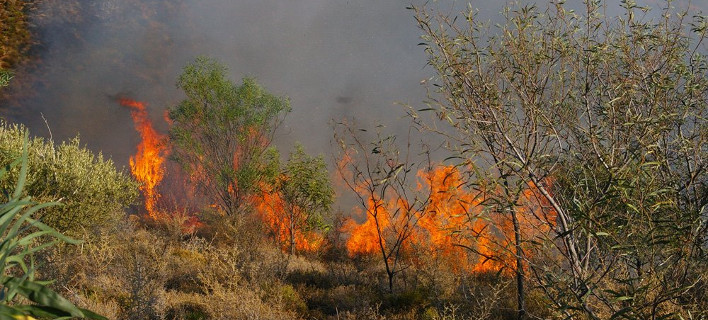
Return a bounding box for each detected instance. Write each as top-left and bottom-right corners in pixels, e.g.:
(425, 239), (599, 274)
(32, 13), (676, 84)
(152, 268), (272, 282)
(253, 181), (324, 253)
(119, 98), (167, 219)
(416, 165), (494, 273)
(342, 165), (556, 274)
(342, 198), (392, 257)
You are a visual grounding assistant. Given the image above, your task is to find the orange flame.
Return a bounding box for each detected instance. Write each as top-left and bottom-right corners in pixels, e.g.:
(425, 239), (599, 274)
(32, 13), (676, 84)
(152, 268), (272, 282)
(119, 98), (167, 219)
(253, 182), (324, 253)
(343, 165), (556, 274)
(416, 166), (491, 273)
(342, 199), (391, 257)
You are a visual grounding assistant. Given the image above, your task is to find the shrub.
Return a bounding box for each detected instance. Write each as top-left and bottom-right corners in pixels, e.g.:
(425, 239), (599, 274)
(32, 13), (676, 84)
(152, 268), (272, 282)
(0, 136), (105, 319)
(0, 121), (138, 235)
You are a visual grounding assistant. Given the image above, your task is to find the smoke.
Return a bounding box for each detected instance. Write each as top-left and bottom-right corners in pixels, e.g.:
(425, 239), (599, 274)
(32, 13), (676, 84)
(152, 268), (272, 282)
(1, 0), (702, 168)
(1, 0), (433, 167)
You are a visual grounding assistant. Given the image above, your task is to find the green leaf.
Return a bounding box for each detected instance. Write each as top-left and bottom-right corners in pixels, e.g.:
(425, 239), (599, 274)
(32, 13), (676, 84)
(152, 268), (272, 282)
(610, 307), (632, 319)
(614, 295), (634, 301)
(2, 277), (85, 318)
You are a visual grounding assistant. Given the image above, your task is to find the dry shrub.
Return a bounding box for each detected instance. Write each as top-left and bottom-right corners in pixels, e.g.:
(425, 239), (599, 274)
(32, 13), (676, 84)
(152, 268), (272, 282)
(41, 214), (305, 319)
(40, 220), (167, 319)
(0, 0), (34, 70)
(333, 304), (386, 320)
(162, 286), (299, 320)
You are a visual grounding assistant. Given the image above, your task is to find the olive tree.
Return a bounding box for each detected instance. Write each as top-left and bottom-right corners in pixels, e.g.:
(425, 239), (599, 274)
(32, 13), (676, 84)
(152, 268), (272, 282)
(0, 122), (138, 235)
(414, 1), (708, 318)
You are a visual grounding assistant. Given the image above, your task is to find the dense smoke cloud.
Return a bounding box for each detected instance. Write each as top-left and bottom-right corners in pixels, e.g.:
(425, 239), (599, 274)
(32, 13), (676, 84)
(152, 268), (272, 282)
(1, 0), (702, 169)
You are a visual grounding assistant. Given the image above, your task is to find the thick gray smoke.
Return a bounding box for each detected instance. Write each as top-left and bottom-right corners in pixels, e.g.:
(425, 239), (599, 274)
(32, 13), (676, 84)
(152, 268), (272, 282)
(1, 0), (701, 169)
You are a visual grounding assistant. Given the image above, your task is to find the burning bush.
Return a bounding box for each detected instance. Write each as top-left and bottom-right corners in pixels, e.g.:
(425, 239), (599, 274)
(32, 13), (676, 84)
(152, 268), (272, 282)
(254, 144), (334, 255)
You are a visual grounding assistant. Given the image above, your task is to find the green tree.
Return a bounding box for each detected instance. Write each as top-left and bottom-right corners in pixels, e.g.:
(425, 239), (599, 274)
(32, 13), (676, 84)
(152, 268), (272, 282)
(168, 57), (289, 216)
(414, 1), (708, 318)
(0, 122), (138, 235)
(277, 144), (334, 255)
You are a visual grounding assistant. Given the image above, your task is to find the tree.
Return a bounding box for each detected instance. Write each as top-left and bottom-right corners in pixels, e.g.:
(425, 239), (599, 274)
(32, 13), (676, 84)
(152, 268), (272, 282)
(334, 122), (431, 293)
(168, 57), (289, 216)
(0, 121), (138, 235)
(414, 1), (708, 318)
(258, 144), (334, 255)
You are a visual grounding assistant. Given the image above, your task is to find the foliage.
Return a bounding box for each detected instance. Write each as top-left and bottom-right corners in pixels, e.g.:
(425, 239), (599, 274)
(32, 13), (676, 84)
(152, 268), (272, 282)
(0, 0), (33, 70)
(414, 0), (708, 318)
(262, 144), (334, 254)
(45, 215), (305, 320)
(0, 135), (105, 319)
(168, 56), (290, 216)
(0, 122), (138, 235)
(0, 70), (12, 88)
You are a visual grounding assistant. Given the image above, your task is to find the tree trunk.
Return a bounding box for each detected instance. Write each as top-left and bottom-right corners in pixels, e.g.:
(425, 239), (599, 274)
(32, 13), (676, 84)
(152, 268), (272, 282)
(387, 271), (394, 294)
(289, 215), (295, 255)
(511, 209), (526, 320)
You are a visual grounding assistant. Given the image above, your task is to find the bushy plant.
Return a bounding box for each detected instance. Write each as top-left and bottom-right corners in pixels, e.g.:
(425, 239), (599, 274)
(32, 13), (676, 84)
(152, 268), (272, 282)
(168, 57), (289, 217)
(0, 136), (104, 319)
(0, 122), (138, 235)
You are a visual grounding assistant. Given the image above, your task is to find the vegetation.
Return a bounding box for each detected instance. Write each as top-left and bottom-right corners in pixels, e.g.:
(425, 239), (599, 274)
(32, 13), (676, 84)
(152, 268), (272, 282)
(0, 137), (104, 319)
(0, 71), (12, 88)
(0, 0), (33, 72)
(259, 144), (334, 255)
(168, 57), (289, 217)
(0, 122), (138, 235)
(334, 122), (433, 294)
(413, 0), (708, 318)
(0, 0), (705, 319)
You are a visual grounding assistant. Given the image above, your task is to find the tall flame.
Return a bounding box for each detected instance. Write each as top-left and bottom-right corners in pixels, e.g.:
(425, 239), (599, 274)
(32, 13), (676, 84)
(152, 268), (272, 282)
(119, 98), (167, 219)
(416, 166), (491, 273)
(342, 198), (393, 257)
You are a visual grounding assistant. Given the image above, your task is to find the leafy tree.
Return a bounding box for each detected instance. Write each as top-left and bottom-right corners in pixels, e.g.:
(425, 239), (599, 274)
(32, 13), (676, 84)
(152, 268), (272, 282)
(0, 122), (138, 235)
(168, 57), (289, 216)
(260, 144), (334, 255)
(414, 0), (708, 318)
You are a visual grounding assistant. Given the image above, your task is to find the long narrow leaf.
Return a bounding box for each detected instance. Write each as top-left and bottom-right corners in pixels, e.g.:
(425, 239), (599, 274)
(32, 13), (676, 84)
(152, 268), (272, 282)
(24, 218), (79, 245)
(0, 199), (33, 236)
(7, 202), (59, 240)
(2, 277), (85, 318)
(12, 135), (29, 199)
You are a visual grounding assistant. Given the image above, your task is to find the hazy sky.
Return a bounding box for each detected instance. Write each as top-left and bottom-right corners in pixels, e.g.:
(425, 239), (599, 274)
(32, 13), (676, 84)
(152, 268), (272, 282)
(1, 0), (703, 169)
